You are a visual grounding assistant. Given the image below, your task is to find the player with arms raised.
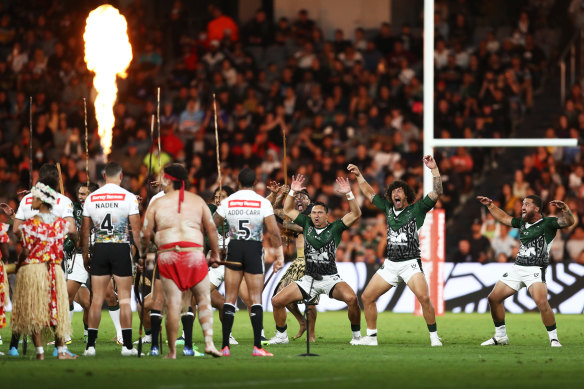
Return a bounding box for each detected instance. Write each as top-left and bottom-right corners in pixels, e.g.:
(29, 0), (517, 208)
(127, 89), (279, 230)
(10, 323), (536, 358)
(270, 174), (363, 345)
(348, 155), (443, 346)
(476, 194), (574, 347)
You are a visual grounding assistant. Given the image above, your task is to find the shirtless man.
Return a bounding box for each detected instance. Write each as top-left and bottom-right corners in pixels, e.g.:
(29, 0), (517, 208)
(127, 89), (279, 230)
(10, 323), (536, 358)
(141, 163), (222, 359)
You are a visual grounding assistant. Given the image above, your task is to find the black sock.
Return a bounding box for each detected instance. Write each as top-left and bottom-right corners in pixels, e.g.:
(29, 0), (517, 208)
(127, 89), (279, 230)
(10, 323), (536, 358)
(122, 329), (132, 349)
(351, 324), (360, 332)
(83, 323), (88, 331)
(494, 320), (505, 327)
(87, 329), (98, 348)
(150, 310), (162, 348)
(145, 329), (152, 336)
(427, 323), (437, 332)
(181, 308), (195, 349)
(250, 305), (263, 349)
(276, 324), (287, 333)
(222, 303), (236, 349)
(546, 323), (557, 331)
(10, 333), (20, 349)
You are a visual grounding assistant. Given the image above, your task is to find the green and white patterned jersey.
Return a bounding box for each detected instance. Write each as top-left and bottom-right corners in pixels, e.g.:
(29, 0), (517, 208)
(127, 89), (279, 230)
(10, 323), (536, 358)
(293, 213), (348, 276)
(511, 217), (560, 267)
(372, 194), (436, 262)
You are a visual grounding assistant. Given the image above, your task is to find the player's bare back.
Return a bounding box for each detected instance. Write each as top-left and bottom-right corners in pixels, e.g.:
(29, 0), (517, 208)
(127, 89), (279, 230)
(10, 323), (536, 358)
(151, 192), (208, 247)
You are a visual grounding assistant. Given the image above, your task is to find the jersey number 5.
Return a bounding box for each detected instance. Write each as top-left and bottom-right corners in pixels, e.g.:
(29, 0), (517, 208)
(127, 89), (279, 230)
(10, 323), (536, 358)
(238, 219), (251, 239)
(100, 213), (114, 235)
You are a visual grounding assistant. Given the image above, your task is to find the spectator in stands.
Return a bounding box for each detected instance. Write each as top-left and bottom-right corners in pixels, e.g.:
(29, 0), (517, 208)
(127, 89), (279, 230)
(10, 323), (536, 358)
(566, 227), (584, 262)
(469, 218), (492, 263)
(207, 6), (239, 43)
(491, 223), (519, 263)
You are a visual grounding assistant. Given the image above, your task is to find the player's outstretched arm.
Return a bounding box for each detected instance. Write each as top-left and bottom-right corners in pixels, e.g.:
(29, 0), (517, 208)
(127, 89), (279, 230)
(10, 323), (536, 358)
(549, 200), (576, 228)
(283, 175), (305, 221)
(476, 196), (513, 226)
(423, 155), (443, 201)
(337, 176), (362, 227)
(347, 164), (376, 202)
(265, 214), (284, 272)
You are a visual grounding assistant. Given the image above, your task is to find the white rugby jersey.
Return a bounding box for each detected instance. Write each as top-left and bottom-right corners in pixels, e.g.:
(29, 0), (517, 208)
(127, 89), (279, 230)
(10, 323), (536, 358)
(147, 190), (165, 208)
(82, 183), (139, 243)
(216, 189), (274, 242)
(15, 192), (74, 220)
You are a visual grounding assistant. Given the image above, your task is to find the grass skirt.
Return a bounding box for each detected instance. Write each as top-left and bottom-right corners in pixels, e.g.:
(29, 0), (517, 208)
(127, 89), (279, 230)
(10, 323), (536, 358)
(11, 263), (71, 339)
(0, 263), (7, 328)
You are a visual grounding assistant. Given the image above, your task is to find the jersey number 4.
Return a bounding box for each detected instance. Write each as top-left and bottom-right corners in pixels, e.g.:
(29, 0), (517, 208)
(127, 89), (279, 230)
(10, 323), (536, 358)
(100, 213), (114, 234)
(238, 219), (251, 239)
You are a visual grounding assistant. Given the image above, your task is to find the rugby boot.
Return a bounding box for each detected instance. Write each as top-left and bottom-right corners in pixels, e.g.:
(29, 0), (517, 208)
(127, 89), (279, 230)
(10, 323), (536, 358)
(355, 335), (378, 346)
(229, 334), (239, 345)
(349, 335), (362, 345)
(220, 346), (230, 356)
(83, 346), (96, 357)
(481, 335), (509, 346)
(149, 346), (160, 356)
(550, 339), (562, 347)
(134, 334), (152, 344)
(252, 346), (274, 357)
(121, 346), (138, 356)
(268, 331), (289, 344)
(183, 346), (205, 357)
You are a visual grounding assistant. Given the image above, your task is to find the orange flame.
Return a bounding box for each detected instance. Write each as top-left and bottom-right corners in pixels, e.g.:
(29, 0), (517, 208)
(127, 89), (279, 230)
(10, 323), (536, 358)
(83, 5), (132, 157)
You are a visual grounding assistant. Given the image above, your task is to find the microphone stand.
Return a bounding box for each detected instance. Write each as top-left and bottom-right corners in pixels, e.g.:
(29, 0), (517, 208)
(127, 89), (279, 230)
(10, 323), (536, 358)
(298, 273), (321, 357)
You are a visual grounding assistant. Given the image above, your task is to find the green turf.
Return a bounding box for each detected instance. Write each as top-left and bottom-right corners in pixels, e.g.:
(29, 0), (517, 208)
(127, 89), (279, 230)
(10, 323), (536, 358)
(1, 311), (583, 388)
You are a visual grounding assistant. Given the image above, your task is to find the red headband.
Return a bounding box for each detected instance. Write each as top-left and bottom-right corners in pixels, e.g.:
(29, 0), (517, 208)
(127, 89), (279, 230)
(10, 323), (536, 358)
(164, 173), (185, 213)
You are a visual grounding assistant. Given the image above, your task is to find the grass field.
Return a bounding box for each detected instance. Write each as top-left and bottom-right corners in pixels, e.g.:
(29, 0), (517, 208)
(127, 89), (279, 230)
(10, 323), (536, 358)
(1, 311), (583, 388)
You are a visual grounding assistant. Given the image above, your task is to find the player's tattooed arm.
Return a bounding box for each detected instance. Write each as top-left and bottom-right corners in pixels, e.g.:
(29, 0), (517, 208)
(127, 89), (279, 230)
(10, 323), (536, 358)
(476, 196), (513, 226)
(549, 200), (576, 228)
(423, 155), (443, 201)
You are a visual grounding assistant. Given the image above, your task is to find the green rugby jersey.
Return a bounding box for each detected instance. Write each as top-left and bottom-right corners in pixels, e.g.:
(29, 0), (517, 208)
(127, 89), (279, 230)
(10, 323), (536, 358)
(293, 213), (348, 276)
(64, 201), (83, 257)
(206, 203), (229, 253)
(372, 194), (436, 262)
(511, 217), (560, 267)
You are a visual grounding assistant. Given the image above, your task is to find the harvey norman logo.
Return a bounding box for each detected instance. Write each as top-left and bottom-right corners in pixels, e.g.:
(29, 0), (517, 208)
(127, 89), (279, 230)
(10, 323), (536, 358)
(26, 197), (61, 205)
(91, 193), (126, 202)
(228, 200), (261, 208)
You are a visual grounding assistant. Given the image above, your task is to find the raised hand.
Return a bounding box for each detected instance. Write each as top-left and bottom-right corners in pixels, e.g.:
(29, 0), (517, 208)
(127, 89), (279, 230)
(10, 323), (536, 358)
(335, 177), (351, 195)
(347, 164), (362, 177)
(476, 196), (493, 206)
(0, 203), (15, 216)
(549, 200), (567, 210)
(267, 180), (281, 194)
(290, 175), (307, 192)
(423, 155), (437, 169)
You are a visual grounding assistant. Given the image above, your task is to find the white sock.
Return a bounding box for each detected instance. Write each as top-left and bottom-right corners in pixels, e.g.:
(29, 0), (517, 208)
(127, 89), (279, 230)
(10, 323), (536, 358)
(57, 346), (65, 354)
(108, 308), (122, 338)
(429, 331), (439, 339)
(495, 325), (507, 338)
(366, 328), (377, 337)
(548, 329), (558, 341)
(261, 328), (265, 337)
(352, 331), (361, 338)
(36, 347), (44, 355)
(69, 309), (74, 323)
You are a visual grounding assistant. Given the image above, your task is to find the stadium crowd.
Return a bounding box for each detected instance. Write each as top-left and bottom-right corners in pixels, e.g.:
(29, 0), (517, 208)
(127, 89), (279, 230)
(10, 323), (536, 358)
(0, 0), (582, 266)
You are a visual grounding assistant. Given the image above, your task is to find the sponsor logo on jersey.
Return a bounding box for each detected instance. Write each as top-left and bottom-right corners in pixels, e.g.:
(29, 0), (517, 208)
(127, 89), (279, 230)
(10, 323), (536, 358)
(228, 200), (261, 208)
(91, 193), (126, 202)
(25, 197), (61, 205)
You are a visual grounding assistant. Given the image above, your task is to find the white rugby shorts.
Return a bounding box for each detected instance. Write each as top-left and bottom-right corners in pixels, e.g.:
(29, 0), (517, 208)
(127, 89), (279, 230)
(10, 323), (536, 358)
(377, 258), (423, 286)
(66, 253), (89, 284)
(500, 264), (546, 291)
(295, 274), (343, 300)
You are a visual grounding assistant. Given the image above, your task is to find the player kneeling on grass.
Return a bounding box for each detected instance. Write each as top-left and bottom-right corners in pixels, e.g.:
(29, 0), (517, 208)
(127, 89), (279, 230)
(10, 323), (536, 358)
(270, 174), (363, 345)
(348, 155), (443, 347)
(476, 194), (575, 347)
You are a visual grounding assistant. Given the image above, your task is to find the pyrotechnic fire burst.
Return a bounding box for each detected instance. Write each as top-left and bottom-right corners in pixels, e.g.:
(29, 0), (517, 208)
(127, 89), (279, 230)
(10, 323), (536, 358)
(84, 5), (132, 158)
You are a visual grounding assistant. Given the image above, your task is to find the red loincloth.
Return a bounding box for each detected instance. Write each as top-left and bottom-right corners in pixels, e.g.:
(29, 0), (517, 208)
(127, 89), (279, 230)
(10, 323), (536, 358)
(157, 241), (208, 291)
